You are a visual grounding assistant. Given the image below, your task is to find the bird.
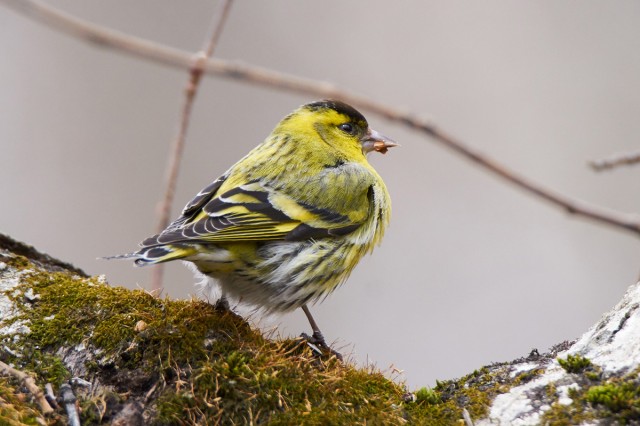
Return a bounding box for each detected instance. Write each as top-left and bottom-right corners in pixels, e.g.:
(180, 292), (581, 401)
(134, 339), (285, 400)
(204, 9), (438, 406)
(110, 100), (397, 352)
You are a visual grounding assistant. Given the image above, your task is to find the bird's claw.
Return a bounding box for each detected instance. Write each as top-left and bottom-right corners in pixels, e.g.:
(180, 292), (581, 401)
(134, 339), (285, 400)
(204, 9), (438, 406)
(300, 332), (343, 361)
(213, 296), (230, 311)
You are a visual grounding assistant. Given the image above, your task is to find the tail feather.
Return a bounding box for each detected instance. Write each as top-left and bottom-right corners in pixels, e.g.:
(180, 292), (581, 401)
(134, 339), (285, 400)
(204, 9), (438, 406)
(100, 252), (138, 261)
(102, 245), (197, 266)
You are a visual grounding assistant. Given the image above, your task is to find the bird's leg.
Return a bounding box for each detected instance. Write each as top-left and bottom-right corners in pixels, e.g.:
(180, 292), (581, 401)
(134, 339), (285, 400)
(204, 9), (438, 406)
(301, 304), (326, 347)
(300, 305), (343, 360)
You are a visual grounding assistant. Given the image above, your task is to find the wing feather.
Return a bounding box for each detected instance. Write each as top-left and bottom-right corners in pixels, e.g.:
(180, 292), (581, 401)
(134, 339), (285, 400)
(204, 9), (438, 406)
(141, 168), (373, 248)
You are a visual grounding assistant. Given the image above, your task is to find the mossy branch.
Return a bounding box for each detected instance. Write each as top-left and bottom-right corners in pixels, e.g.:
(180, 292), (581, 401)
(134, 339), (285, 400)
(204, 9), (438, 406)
(0, 236), (458, 424)
(2, 234), (640, 424)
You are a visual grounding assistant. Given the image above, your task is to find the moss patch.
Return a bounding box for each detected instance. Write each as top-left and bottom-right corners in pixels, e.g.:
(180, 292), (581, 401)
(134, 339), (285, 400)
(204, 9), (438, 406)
(401, 367), (507, 425)
(1, 251), (508, 424)
(0, 376), (43, 425)
(542, 359), (640, 424)
(9, 244), (606, 424)
(558, 354), (593, 374)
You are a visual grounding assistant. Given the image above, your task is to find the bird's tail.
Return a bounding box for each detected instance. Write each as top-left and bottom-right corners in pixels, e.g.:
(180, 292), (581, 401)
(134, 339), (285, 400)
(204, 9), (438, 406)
(101, 245), (197, 266)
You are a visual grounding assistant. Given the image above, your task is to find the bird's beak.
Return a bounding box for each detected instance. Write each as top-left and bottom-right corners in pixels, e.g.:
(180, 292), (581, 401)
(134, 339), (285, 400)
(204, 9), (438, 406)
(361, 129), (399, 154)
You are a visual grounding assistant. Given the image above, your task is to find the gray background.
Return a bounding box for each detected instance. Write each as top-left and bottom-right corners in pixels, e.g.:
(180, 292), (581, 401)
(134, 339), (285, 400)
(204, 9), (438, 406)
(2, 1), (639, 389)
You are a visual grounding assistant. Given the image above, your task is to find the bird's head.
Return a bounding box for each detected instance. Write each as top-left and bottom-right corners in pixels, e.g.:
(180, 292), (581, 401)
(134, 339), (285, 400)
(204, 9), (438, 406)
(277, 100), (398, 160)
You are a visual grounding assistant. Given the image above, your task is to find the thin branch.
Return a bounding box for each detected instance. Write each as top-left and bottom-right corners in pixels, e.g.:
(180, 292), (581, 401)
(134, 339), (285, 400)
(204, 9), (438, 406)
(3, 0), (640, 237)
(150, 0), (234, 291)
(462, 408), (475, 426)
(590, 150), (640, 171)
(60, 383), (80, 426)
(0, 359), (54, 415)
(44, 383), (58, 409)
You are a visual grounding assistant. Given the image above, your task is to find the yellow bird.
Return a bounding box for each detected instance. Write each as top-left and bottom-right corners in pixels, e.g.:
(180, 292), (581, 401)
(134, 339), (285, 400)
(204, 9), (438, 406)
(113, 100), (396, 351)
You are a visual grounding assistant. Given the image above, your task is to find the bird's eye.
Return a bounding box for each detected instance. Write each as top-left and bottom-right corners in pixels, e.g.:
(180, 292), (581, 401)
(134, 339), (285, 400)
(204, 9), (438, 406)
(338, 123), (355, 135)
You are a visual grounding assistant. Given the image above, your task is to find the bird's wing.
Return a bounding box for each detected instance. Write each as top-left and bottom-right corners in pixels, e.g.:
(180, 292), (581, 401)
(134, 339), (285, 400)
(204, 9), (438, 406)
(141, 175), (372, 248)
(161, 173), (228, 231)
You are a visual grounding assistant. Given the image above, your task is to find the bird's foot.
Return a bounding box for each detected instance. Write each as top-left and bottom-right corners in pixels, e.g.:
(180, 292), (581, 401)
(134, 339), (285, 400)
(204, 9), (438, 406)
(213, 296), (230, 311)
(300, 331), (343, 361)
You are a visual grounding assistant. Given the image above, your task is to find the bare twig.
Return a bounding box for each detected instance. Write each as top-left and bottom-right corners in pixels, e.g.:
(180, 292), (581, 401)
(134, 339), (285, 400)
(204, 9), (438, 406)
(44, 383), (59, 409)
(60, 383), (80, 426)
(3, 0), (640, 238)
(70, 377), (92, 388)
(0, 359), (54, 415)
(150, 0), (234, 291)
(144, 380), (160, 402)
(590, 150), (640, 171)
(462, 408), (475, 426)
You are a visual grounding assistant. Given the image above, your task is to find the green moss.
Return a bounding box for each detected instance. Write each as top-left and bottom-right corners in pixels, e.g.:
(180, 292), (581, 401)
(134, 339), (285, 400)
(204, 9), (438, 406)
(3, 253), (31, 270)
(415, 387), (440, 404)
(541, 400), (595, 425)
(0, 252), (507, 424)
(401, 366), (503, 425)
(79, 389), (126, 425)
(558, 354), (592, 374)
(541, 354), (634, 424)
(542, 362), (640, 425)
(513, 368), (544, 386)
(154, 341), (410, 425)
(585, 371), (602, 381)
(18, 349), (70, 386)
(0, 376), (43, 425)
(586, 382), (640, 420)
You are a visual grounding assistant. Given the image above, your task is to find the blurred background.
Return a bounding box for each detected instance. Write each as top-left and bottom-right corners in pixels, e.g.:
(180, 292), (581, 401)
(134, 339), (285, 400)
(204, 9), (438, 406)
(2, 1), (640, 389)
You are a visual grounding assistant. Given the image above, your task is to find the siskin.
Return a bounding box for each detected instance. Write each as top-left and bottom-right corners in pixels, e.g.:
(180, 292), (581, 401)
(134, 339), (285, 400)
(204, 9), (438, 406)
(112, 100), (396, 350)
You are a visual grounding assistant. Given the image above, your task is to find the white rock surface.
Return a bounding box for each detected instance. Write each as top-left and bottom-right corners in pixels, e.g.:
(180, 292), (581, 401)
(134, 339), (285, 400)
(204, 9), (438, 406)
(0, 260), (32, 336)
(479, 281), (640, 425)
(567, 282), (640, 373)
